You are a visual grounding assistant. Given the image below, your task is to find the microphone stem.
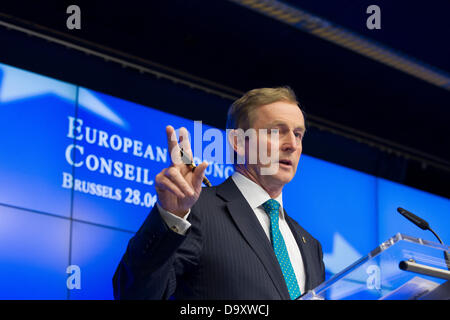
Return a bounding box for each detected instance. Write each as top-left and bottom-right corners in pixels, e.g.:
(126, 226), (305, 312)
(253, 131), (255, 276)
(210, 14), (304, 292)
(428, 227), (450, 271)
(429, 227), (443, 245)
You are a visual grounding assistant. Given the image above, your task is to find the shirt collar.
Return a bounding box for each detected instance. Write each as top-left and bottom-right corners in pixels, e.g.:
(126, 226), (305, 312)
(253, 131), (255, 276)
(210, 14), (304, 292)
(231, 171), (284, 218)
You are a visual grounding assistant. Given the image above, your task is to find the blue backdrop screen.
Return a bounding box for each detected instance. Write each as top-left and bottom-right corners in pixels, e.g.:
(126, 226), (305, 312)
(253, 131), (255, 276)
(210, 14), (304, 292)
(0, 62), (448, 299)
(0, 64), (76, 217)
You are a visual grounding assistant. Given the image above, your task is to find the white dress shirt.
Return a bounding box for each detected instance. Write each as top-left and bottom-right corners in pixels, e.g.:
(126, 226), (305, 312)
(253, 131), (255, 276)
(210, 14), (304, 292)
(158, 171), (306, 293)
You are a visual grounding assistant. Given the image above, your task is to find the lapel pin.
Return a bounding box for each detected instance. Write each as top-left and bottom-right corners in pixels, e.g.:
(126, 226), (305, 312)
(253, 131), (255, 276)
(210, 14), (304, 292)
(302, 236), (307, 244)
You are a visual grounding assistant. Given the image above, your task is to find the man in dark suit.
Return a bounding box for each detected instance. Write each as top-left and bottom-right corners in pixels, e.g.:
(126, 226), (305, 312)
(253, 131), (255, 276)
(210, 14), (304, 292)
(113, 87), (325, 299)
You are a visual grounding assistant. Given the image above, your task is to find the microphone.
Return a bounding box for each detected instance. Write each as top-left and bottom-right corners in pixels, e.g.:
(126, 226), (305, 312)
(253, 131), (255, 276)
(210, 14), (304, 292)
(397, 207), (450, 270)
(397, 207), (430, 231)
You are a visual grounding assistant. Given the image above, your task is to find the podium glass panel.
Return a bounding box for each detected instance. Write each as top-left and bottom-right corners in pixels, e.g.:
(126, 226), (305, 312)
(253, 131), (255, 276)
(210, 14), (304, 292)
(300, 233), (449, 300)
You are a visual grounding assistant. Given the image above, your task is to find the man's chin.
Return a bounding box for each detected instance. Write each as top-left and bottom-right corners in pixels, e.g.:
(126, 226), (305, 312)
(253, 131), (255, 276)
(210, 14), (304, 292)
(277, 172), (295, 184)
(260, 165), (295, 183)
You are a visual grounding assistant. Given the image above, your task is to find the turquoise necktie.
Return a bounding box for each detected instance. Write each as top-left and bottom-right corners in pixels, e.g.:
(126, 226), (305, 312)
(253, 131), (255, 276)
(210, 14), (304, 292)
(262, 199), (301, 300)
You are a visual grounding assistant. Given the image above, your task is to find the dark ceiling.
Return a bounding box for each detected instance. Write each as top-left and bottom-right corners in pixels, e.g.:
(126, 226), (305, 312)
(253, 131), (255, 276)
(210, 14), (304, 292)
(1, 0), (449, 196)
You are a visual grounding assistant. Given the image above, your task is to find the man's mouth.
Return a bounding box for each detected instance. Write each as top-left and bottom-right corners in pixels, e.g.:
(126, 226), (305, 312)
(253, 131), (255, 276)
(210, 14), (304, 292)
(278, 159), (293, 167)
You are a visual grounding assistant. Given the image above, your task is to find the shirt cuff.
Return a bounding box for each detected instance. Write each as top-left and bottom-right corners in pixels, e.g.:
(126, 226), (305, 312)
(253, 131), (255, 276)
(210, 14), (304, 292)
(156, 203), (191, 235)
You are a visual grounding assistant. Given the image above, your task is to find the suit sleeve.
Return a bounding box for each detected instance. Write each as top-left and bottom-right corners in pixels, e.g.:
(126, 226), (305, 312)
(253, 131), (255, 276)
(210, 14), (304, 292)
(112, 205), (193, 299)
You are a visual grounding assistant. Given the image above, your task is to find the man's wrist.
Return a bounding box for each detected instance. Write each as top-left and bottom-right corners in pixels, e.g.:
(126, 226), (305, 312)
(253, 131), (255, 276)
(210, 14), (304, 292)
(156, 203), (191, 235)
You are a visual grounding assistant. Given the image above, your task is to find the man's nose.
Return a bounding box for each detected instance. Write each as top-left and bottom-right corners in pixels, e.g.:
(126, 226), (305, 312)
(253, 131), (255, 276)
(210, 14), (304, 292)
(281, 131), (297, 151)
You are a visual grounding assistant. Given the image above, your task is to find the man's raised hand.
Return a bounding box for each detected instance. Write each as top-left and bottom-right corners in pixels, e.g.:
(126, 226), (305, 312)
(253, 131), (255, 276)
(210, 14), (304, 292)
(154, 125), (208, 218)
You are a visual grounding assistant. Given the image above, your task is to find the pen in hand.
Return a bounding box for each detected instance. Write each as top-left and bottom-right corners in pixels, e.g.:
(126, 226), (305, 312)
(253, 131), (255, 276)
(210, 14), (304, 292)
(180, 148), (212, 187)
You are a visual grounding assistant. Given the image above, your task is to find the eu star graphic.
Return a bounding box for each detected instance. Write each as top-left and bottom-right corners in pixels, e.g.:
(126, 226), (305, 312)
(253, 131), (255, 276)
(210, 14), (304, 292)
(323, 232), (362, 275)
(0, 63), (128, 129)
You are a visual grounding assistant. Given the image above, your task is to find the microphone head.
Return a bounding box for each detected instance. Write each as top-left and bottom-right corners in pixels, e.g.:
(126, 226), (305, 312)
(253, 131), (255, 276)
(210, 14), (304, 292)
(397, 207), (430, 230)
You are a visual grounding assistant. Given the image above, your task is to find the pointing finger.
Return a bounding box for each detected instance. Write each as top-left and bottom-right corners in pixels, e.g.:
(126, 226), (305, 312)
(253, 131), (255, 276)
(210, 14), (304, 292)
(178, 127), (193, 163)
(166, 125), (182, 165)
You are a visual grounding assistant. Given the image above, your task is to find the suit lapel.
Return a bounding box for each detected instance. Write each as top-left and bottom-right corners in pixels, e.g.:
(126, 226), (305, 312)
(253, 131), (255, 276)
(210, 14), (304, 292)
(284, 211), (315, 292)
(217, 178), (290, 300)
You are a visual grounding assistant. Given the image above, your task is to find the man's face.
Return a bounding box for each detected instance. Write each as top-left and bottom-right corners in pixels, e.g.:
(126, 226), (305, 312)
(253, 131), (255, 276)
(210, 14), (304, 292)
(243, 101), (305, 191)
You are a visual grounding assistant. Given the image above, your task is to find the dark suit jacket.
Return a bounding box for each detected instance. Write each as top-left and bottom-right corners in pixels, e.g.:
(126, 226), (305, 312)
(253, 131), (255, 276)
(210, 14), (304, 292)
(113, 177), (325, 299)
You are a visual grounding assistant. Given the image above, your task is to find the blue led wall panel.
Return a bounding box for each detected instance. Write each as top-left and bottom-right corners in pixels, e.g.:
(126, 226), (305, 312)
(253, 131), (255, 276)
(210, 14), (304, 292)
(0, 63), (76, 217)
(68, 222), (134, 300)
(377, 178), (450, 244)
(283, 155), (378, 277)
(0, 205), (70, 299)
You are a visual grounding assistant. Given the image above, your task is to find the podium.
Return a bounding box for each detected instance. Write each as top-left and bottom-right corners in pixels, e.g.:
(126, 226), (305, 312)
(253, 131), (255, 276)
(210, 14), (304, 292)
(300, 233), (450, 300)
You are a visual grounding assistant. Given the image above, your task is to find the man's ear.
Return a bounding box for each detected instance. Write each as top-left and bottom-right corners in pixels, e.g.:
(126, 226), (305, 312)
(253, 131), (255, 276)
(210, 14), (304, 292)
(227, 129), (246, 165)
(227, 129), (244, 155)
